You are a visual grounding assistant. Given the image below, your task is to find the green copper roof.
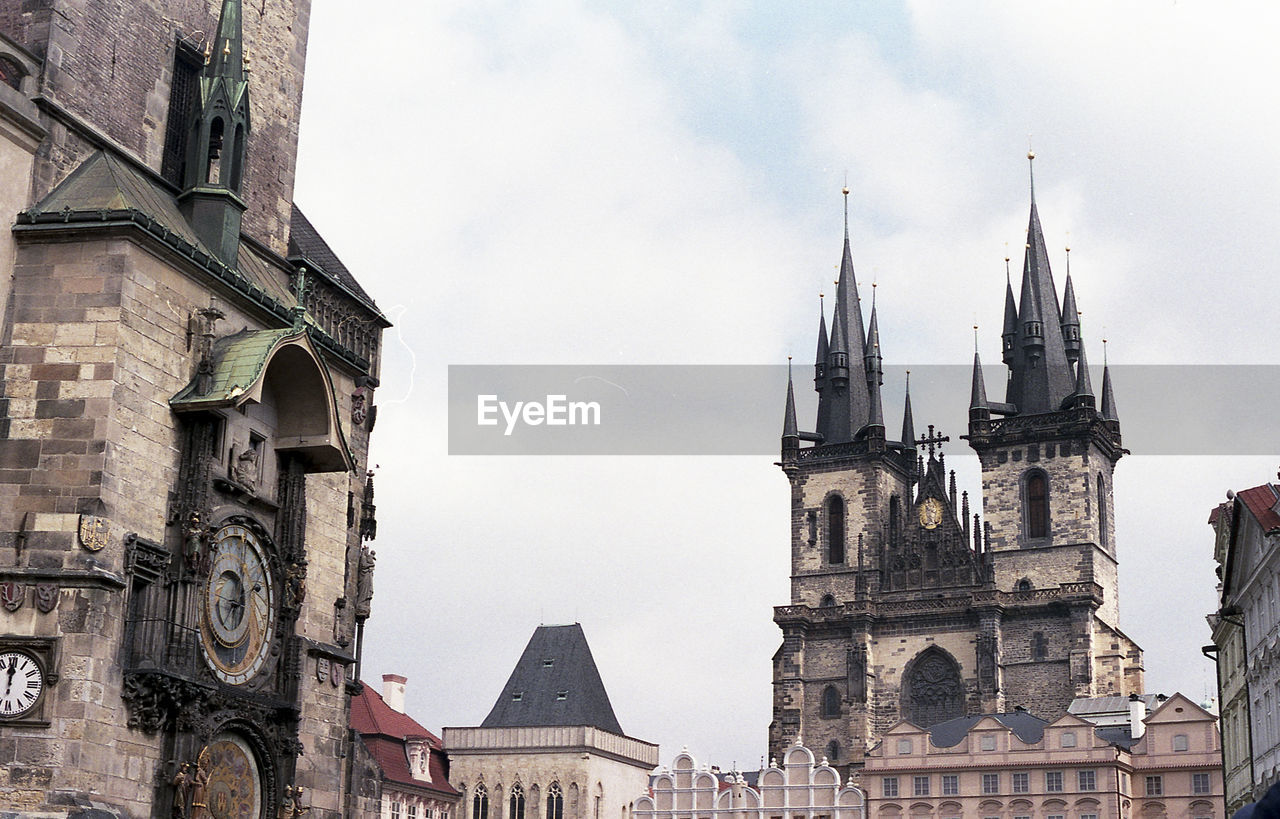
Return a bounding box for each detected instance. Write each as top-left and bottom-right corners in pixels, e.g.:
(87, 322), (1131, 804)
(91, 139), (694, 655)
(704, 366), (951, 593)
(170, 328), (298, 409)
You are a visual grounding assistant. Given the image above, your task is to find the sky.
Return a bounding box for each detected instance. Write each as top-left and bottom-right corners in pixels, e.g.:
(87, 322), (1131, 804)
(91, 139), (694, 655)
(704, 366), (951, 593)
(291, 1), (1280, 772)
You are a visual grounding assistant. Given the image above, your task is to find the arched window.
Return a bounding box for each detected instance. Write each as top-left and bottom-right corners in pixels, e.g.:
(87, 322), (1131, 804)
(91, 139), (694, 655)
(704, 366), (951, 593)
(827, 495), (845, 564)
(1032, 632), (1047, 661)
(825, 740), (840, 763)
(822, 685), (841, 718)
(0, 56), (24, 90)
(473, 785), (489, 819)
(820, 594), (837, 608)
(1025, 470), (1049, 539)
(1017, 578), (1033, 592)
(510, 784), (526, 819)
(547, 783), (564, 819)
(901, 647), (964, 729)
(1097, 473), (1108, 548)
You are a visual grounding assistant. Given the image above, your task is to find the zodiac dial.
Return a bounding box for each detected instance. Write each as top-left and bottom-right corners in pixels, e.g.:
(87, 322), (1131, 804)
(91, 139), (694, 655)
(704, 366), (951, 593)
(200, 523), (276, 685)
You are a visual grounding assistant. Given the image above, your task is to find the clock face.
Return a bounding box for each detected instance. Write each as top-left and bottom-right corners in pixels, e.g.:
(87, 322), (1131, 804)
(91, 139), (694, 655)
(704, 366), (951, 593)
(200, 732), (263, 819)
(200, 523), (276, 685)
(918, 497), (944, 530)
(0, 650), (44, 717)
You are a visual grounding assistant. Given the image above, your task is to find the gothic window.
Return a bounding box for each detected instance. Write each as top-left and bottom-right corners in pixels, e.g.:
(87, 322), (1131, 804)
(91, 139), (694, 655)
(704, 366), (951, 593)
(547, 783), (564, 819)
(162, 41), (203, 184)
(1017, 578), (1032, 591)
(821, 685), (841, 718)
(1032, 632), (1047, 661)
(820, 594), (837, 608)
(1097, 474), (1108, 548)
(825, 740), (840, 763)
(473, 786), (489, 819)
(0, 56), (23, 90)
(889, 495), (901, 547)
(510, 784), (526, 819)
(826, 495), (845, 564)
(901, 647), (964, 729)
(1024, 470), (1050, 539)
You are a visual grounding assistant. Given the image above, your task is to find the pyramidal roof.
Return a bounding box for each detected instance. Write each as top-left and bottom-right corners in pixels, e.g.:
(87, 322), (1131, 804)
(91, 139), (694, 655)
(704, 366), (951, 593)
(481, 624), (623, 735)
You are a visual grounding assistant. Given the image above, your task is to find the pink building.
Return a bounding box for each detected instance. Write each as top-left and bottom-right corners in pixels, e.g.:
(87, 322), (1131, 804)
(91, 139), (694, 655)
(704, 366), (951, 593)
(861, 693), (1222, 819)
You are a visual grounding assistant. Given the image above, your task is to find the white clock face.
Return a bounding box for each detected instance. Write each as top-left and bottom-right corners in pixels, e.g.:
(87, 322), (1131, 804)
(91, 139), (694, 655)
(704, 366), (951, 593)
(199, 523), (276, 685)
(0, 651), (44, 717)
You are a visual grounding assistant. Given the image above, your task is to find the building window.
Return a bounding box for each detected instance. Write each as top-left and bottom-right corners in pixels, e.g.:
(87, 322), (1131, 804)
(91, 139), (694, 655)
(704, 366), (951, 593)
(825, 740), (840, 763)
(473, 786), (489, 819)
(882, 777), (899, 798)
(822, 685), (841, 718)
(827, 495), (845, 564)
(1025, 470), (1050, 539)
(1012, 772), (1029, 793)
(1032, 631), (1047, 660)
(1193, 772), (1212, 794)
(1046, 815), (1064, 819)
(556, 691), (568, 701)
(1081, 815), (1098, 819)
(1045, 771), (1063, 792)
(820, 594), (837, 608)
(982, 773), (999, 794)
(512, 691), (523, 701)
(547, 783), (564, 819)
(980, 734), (997, 751)
(913, 776), (929, 796)
(1079, 770), (1096, 791)
(902, 647), (965, 729)
(942, 775), (958, 796)
(1145, 776), (1163, 796)
(1173, 733), (1189, 751)
(393, 803), (403, 819)
(1060, 731), (1076, 748)
(410, 806), (419, 819)
(896, 738), (912, 755)
(510, 784), (526, 819)
(1097, 473), (1107, 548)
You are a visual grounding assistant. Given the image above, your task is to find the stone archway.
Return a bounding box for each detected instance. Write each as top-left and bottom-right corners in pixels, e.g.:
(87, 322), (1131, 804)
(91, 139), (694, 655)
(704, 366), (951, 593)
(900, 646), (964, 728)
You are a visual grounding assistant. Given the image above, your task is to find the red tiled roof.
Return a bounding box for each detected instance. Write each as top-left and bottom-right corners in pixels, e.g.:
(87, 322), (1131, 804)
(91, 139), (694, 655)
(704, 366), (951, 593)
(1237, 484), (1280, 533)
(1208, 502), (1229, 527)
(352, 682), (459, 797)
(362, 735), (459, 796)
(351, 682), (442, 746)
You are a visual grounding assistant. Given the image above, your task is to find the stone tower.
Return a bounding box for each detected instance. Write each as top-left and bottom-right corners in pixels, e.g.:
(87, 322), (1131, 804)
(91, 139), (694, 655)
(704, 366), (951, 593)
(0, 1), (390, 816)
(770, 169), (1143, 775)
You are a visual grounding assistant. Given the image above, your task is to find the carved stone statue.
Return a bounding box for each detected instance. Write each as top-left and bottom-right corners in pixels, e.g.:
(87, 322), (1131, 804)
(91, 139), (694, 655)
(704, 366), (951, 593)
(286, 562), (307, 609)
(190, 754), (210, 818)
(355, 546), (376, 618)
(172, 762), (191, 818)
(184, 512), (205, 575)
(233, 446), (258, 491)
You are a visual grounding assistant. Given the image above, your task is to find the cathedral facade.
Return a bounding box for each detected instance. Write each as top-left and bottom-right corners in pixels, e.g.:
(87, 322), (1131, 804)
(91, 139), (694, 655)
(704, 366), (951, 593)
(0, 1), (386, 816)
(770, 169), (1144, 773)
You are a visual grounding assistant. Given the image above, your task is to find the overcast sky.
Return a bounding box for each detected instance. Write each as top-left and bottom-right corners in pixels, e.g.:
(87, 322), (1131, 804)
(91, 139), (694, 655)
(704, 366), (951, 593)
(291, 1), (1280, 772)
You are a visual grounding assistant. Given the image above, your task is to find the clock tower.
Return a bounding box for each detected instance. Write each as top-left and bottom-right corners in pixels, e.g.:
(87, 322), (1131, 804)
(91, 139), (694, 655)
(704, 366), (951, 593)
(770, 167), (1143, 775)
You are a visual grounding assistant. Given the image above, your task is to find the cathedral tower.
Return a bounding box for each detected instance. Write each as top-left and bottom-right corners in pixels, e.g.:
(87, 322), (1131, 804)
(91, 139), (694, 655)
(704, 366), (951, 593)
(771, 171), (1142, 775)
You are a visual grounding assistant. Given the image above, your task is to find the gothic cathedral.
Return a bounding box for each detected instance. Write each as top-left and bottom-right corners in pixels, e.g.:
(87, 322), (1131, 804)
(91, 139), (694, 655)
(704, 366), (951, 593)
(771, 164), (1144, 773)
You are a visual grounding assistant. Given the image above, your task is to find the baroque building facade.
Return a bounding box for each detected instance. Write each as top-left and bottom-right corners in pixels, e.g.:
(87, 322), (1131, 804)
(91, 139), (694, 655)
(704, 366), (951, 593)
(771, 164), (1144, 774)
(0, 1), (387, 816)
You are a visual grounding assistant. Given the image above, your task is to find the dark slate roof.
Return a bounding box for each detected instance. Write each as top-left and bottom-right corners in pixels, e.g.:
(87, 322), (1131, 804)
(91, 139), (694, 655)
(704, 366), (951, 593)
(927, 711), (1049, 748)
(1094, 725), (1141, 750)
(481, 624), (623, 735)
(288, 205), (382, 316)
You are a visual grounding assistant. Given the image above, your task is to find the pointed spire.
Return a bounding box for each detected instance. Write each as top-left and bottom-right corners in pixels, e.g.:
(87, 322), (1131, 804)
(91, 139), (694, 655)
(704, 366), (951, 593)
(832, 186), (870, 438)
(901, 370), (916, 450)
(970, 328), (990, 421)
(209, 0), (246, 83)
(783, 358), (799, 458)
(1072, 334), (1095, 408)
(1061, 246), (1081, 364)
(1001, 254), (1018, 366)
(815, 294), (829, 376)
(865, 293), (883, 430)
(1100, 339), (1119, 421)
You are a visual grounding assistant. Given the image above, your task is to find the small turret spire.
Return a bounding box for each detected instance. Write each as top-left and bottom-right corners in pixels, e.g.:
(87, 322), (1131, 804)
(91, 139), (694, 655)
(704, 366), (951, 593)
(783, 357), (799, 455)
(970, 330), (990, 421)
(1100, 338), (1119, 421)
(865, 290), (884, 430)
(1071, 327), (1095, 408)
(1061, 243), (1081, 365)
(901, 370), (915, 451)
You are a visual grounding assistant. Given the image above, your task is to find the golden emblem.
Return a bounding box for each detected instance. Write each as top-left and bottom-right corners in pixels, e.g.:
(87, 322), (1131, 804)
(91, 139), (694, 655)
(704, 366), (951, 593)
(78, 515), (109, 552)
(918, 498), (944, 530)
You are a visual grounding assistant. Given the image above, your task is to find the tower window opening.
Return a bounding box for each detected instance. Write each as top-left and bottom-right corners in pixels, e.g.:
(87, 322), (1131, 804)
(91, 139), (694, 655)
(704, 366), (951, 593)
(206, 117), (225, 184)
(827, 495), (845, 564)
(1025, 470), (1049, 539)
(547, 783), (564, 819)
(1097, 473), (1108, 548)
(821, 685), (841, 718)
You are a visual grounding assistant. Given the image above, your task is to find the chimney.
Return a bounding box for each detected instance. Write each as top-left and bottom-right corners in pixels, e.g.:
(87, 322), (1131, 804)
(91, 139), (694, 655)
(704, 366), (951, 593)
(383, 674), (407, 713)
(1129, 693), (1146, 739)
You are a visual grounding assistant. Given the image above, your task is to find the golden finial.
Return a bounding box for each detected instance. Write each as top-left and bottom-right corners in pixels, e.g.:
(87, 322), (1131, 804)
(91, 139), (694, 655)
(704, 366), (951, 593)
(842, 186), (850, 196)
(223, 39), (231, 57)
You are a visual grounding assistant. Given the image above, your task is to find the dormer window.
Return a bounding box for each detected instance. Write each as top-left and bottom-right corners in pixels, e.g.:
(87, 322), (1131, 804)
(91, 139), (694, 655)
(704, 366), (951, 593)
(543, 659), (554, 668)
(556, 691), (568, 701)
(512, 691), (523, 701)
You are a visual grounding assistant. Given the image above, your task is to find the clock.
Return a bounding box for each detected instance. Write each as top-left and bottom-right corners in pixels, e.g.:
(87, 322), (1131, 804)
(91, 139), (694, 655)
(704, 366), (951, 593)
(199, 732), (263, 819)
(0, 650), (44, 717)
(199, 522), (276, 685)
(918, 497), (944, 530)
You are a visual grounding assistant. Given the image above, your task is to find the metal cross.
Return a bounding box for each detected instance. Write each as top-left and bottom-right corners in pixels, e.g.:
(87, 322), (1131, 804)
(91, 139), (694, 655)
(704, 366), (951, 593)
(917, 424), (949, 459)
